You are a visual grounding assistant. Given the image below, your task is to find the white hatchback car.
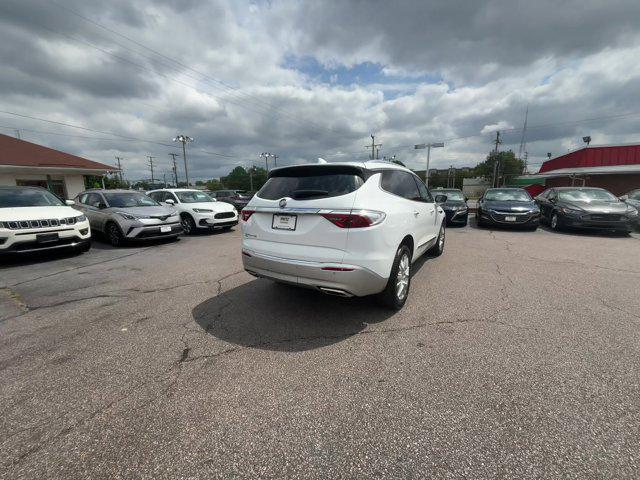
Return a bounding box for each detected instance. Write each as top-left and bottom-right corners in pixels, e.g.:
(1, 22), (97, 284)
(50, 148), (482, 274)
(0, 186), (91, 255)
(147, 189), (238, 234)
(240, 162), (447, 309)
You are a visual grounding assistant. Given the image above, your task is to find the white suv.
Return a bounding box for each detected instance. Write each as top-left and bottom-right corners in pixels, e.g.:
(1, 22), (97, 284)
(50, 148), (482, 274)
(147, 189), (238, 234)
(0, 186), (91, 255)
(240, 162), (447, 309)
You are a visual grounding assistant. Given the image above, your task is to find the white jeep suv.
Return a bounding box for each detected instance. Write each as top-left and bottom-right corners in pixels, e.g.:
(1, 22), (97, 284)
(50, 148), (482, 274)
(240, 162), (447, 309)
(0, 186), (91, 255)
(147, 189), (238, 234)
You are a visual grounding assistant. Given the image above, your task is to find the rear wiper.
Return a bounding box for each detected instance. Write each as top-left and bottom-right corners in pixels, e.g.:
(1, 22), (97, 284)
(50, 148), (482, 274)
(292, 189), (329, 199)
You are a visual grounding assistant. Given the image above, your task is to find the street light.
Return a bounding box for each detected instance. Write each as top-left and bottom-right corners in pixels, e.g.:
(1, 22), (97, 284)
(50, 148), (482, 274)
(173, 135), (194, 186)
(414, 142), (444, 188)
(260, 152), (278, 172)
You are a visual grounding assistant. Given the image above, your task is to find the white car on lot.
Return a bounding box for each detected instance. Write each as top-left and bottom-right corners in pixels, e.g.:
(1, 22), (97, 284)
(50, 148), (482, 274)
(0, 186), (91, 255)
(240, 162), (447, 309)
(147, 189), (238, 234)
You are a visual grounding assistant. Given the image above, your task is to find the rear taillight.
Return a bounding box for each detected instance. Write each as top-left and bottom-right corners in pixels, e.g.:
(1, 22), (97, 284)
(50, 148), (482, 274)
(241, 209), (255, 221)
(321, 210), (385, 229)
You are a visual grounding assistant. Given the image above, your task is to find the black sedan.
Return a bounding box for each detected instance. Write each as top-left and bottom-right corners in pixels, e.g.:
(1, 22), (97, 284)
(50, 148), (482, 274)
(432, 188), (469, 226)
(476, 188), (540, 230)
(535, 187), (637, 233)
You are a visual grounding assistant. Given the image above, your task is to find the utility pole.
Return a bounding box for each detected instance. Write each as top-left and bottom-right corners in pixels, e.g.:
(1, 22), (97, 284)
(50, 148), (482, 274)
(272, 154), (278, 168)
(173, 135), (194, 186)
(492, 131), (502, 187)
(414, 142), (444, 188)
(248, 166), (254, 191)
(366, 134), (382, 160)
(168, 153), (179, 186)
(147, 155), (155, 183)
(115, 156), (124, 183)
(163, 173), (167, 187)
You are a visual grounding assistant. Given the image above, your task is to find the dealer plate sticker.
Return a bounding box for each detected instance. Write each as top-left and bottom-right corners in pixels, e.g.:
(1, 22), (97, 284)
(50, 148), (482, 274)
(160, 226), (172, 233)
(505, 216), (517, 222)
(272, 214), (297, 230)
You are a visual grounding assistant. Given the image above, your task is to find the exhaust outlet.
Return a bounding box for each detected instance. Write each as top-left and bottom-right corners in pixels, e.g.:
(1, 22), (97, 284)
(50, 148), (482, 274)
(318, 287), (352, 297)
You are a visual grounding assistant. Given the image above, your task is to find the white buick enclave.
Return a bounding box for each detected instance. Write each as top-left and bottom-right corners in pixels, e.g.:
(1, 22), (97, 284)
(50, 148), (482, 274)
(240, 161), (447, 309)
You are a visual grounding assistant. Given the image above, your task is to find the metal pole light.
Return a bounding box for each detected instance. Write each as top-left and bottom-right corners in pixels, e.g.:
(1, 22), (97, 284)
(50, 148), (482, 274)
(173, 135), (194, 186)
(260, 153), (278, 172)
(414, 142), (444, 188)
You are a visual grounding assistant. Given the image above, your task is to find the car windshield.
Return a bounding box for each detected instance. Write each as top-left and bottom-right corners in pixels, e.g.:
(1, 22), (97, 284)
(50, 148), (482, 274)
(484, 189), (531, 202)
(176, 191), (215, 203)
(436, 191), (464, 201)
(627, 190), (640, 200)
(558, 189), (617, 202)
(0, 188), (65, 207)
(103, 192), (159, 208)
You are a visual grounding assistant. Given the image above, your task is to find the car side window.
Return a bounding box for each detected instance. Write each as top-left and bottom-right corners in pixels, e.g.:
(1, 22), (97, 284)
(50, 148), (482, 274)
(414, 177), (433, 203)
(166, 192), (178, 202)
(148, 192), (160, 202)
(84, 193), (100, 208)
(381, 171), (421, 201)
(78, 193), (89, 205)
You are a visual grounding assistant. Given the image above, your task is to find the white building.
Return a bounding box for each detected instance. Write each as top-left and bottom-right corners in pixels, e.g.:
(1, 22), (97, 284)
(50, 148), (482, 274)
(0, 134), (116, 199)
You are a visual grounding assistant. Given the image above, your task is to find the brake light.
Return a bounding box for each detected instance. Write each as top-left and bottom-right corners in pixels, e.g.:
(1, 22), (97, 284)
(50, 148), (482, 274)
(321, 210), (385, 228)
(241, 209), (255, 221)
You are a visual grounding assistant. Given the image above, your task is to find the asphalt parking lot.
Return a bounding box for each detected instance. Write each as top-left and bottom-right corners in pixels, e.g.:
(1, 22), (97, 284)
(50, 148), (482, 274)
(2, 224), (640, 479)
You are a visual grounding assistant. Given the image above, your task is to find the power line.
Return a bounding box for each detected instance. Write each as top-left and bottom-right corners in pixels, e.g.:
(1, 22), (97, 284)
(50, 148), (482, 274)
(45, 1), (344, 137)
(0, 110), (235, 158)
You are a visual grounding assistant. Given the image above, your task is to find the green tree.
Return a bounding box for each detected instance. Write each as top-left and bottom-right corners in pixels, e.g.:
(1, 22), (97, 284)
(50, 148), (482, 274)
(205, 179), (223, 191)
(473, 150), (524, 182)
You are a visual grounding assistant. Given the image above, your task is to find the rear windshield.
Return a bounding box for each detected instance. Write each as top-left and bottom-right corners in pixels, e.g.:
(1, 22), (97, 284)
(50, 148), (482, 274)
(258, 169), (364, 200)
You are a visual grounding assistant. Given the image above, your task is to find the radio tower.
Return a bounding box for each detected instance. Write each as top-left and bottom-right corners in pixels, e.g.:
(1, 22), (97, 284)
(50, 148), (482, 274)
(518, 104), (529, 161)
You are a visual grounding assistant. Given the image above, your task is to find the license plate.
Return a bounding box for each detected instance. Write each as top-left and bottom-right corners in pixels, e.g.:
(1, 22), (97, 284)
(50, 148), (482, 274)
(36, 233), (59, 243)
(160, 225), (172, 233)
(504, 216), (517, 222)
(272, 214), (297, 230)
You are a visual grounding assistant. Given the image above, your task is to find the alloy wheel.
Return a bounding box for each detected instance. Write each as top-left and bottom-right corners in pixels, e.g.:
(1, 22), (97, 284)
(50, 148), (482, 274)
(395, 253), (410, 300)
(107, 224), (121, 246)
(181, 217), (192, 234)
(551, 214), (559, 230)
(438, 225), (445, 252)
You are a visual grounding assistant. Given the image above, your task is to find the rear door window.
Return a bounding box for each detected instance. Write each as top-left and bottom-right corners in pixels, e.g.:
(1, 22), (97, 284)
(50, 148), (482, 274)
(381, 170), (421, 201)
(258, 168), (364, 200)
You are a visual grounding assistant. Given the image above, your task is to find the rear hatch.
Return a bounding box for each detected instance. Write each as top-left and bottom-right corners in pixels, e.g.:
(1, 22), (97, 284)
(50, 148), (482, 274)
(242, 164), (366, 263)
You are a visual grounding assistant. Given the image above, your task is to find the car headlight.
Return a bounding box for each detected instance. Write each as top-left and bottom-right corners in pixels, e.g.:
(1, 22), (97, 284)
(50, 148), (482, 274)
(193, 208), (213, 213)
(456, 205), (468, 211)
(76, 214), (87, 222)
(115, 211), (138, 220)
(560, 207), (581, 215)
(627, 207), (638, 216)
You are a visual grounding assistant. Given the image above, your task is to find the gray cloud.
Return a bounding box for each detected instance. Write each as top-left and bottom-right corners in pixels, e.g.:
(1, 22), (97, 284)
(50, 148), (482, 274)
(0, 0), (639, 182)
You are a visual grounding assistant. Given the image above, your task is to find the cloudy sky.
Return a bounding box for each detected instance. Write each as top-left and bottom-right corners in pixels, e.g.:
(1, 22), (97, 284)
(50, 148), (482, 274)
(1, 0), (640, 182)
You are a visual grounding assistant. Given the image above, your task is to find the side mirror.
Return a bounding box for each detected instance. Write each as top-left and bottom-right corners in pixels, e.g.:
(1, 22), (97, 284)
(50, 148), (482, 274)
(464, 196), (469, 202)
(165, 199), (175, 205)
(435, 194), (448, 203)
(65, 199), (75, 206)
(619, 195), (628, 201)
(549, 197), (557, 203)
(98, 202), (107, 209)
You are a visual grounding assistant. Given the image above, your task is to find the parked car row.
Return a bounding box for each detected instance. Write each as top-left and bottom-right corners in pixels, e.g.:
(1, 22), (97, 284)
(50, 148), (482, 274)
(431, 185), (639, 233)
(0, 187), (238, 254)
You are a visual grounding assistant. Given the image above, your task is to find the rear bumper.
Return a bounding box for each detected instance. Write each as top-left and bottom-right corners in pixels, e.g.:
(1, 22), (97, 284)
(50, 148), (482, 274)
(241, 249), (387, 297)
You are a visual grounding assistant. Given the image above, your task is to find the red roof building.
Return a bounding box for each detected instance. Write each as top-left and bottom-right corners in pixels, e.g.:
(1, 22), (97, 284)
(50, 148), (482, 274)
(530, 144), (640, 196)
(0, 134), (116, 198)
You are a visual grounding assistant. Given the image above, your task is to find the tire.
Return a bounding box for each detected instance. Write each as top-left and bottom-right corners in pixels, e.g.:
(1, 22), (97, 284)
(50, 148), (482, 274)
(476, 211), (484, 227)
(181, 214), (197, 235)
(105, 222), (124, 247)
(427, 222), (445, 257)
(550, 213), (562, 231)
(377, 245), (412, 310)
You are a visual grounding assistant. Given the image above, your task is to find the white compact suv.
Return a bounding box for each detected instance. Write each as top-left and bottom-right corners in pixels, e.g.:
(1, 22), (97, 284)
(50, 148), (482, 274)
(240, 162), (447, 309)
(147, 189), (238, 234)
(0, 186), (91, 255)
